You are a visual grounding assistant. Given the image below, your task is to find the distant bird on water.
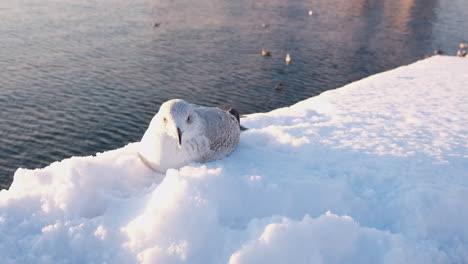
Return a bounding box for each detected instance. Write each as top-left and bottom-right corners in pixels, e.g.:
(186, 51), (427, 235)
(457, 50), (467, 57)
(308, 10), (314, 16)
(285, 53), (291, 64)
(139, 99), (244, 173)
(275, 83), (284, 90)
(262, 49), (271, 56)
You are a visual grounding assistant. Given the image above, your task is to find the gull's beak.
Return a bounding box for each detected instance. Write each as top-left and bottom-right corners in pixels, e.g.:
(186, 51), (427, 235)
(177, 127), (182, 147)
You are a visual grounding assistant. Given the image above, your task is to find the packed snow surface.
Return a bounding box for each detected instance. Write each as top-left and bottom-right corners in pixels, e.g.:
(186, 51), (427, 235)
(1, 56), (467, 263)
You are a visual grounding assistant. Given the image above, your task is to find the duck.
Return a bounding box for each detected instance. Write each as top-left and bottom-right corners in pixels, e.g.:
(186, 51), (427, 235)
(262, 49), (271, 56)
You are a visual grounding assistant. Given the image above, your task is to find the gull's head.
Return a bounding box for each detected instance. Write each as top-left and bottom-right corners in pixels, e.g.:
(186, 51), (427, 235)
(158, 99), (198, 147)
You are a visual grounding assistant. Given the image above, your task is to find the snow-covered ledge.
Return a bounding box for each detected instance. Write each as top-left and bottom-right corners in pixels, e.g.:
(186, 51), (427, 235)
(1, 56), (467, 263)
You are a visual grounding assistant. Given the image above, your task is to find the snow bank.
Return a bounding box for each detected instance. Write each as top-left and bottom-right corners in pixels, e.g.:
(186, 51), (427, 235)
(1, 56), (467, 263)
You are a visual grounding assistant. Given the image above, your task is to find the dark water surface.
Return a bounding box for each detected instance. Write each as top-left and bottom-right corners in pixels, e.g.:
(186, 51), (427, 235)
(1, 0), (467, 188)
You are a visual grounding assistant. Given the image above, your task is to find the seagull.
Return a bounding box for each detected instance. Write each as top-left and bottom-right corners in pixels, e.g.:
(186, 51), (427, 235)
(285, 53), (291, 64)
(139, 99), (243, 173)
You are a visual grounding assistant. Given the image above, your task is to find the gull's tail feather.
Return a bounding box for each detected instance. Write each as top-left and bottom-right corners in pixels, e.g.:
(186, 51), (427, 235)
(228, 108), (248, 131)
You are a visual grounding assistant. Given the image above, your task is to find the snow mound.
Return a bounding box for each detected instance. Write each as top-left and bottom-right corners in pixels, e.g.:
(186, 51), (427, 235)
(1, 56), (467, 263)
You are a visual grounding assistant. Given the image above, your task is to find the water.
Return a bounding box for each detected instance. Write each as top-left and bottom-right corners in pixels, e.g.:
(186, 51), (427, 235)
(1, 0), (467, 189)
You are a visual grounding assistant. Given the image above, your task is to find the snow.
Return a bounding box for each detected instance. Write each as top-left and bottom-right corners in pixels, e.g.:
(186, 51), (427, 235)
(1, 56), (467, 263)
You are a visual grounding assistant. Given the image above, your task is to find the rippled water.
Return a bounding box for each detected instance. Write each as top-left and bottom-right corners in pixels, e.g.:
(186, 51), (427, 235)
(1, 0), (467, 188)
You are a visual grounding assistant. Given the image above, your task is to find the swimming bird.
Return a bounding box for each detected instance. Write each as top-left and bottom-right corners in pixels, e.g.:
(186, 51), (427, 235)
(275, 83), (284, 90)
(285, 53), (291, 64)
(139, 99), (242, 173)
(262, 49), (271, 56)
(308, 10), (313, 16)
(457, 50), (467, 57)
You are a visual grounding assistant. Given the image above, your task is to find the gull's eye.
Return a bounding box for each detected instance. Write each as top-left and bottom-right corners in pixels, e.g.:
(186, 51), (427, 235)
(187, 115), (192, 124)
(163, 117), (168, 124)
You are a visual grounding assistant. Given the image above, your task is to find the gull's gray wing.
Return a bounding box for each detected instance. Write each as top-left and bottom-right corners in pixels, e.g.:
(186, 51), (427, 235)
(194, 106), (240, 155)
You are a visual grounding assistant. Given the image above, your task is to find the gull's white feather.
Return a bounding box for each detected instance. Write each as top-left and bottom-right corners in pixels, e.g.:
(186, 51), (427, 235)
(139, 99), (241, 173)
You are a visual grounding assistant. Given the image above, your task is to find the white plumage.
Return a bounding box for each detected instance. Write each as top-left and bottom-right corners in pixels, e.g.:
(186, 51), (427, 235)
(139, 99), (241, 173)
(285, 53), (291, 64)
